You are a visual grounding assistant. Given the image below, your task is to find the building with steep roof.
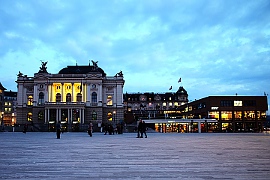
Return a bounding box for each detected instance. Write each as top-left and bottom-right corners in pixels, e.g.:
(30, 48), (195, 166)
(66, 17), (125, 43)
(3, 90), (17, 126)
(16, 61), (125, 132)
(0, 82), (7, 128)
(123, 86), (189, 131)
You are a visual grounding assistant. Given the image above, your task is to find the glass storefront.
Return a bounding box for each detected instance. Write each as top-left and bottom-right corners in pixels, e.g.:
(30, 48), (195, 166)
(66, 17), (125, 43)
(221, 111), (232, 120)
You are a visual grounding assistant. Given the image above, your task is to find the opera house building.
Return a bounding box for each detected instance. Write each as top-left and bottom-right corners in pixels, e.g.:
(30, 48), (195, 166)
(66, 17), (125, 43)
(15, 61), (124, 132)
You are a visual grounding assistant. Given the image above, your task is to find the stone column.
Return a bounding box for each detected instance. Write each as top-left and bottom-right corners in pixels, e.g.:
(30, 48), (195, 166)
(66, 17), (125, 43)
(198, 121), (201, 133)
(61, 83), (64, 102)
(72, 83), (74, 102)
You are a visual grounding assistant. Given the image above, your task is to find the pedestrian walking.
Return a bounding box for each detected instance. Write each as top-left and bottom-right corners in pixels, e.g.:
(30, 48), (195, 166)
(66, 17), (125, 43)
(136, 119), (143, 138)
(23, 124), (28, 134)
(56, 121), (61, 139)
(88, 122), (93, 137)
(104, 123), (108, 135)
(141, 121), (147, 138)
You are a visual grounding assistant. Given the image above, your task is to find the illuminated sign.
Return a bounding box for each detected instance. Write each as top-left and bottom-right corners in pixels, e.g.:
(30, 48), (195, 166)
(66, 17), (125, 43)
(234, 100), (242, 106)
(211, 107), (219, 110)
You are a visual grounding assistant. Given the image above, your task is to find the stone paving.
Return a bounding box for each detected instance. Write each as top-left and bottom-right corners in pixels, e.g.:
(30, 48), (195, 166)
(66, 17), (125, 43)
(0, 132), (270, 180)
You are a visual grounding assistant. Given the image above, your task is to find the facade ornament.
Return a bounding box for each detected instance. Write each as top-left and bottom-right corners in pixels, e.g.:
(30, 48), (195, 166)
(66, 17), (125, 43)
(91, 60), (98, 70)
(115, 70), (123, 77)
(39, 61), (48, 73)
(17, 71), (23, 77)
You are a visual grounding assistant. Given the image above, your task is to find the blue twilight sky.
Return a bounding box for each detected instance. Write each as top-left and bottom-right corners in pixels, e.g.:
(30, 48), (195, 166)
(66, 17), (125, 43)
(0, 0), (270, 108)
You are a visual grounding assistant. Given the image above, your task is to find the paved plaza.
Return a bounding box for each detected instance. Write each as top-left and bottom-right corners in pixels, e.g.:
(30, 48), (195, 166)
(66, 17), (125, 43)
(0, 132), (270, 180)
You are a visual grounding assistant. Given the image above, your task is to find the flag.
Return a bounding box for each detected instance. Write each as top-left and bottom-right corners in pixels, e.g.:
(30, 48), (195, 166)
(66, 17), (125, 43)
(178, 77), (181, 83)
(169, 86), (172, 90)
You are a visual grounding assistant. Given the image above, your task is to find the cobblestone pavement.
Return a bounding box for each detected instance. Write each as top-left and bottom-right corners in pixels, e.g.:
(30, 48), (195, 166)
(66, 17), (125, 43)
(0, 132), (270, 180)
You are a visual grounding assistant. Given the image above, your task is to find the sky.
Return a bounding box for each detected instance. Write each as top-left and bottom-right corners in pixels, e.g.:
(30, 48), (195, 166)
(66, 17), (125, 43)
(0, 0), (270, 109)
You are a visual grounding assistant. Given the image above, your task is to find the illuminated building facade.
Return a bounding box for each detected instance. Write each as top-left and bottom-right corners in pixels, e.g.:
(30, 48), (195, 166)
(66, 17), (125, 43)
(0, 82), (6, 129)
(3, 91), (17, 126)
(179, 96), (268, 132)
(16, 61), (124, 132)
(0, 83), (17, 128)
(123, 86), (189, 132)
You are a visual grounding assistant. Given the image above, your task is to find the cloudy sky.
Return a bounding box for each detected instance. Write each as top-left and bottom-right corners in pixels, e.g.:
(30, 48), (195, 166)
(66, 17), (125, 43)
(1, 0), (270, 107)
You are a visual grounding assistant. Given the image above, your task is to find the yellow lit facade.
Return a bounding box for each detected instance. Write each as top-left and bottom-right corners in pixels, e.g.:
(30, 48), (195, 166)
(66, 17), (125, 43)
(16, 61), (125, 132)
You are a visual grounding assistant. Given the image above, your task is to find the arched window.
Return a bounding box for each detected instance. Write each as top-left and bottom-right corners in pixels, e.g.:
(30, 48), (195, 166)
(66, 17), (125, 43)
(56, 93), (61, 102)
(107, 112), (112, 121)
(38, 110), (44, 121)
(27, 112), (32, 121)
(77, 93), (82, 102)
(92, 92), (97, 103)
(38, 92), (44, 105)
(66, 93), (71, 102)
(28, 95), (33, 105)
(92, 111), (97, 120)
(107, 95), (113, 106)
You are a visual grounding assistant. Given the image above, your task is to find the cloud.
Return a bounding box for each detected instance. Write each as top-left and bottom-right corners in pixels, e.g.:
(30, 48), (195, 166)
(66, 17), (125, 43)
(0, 0), (270, 110)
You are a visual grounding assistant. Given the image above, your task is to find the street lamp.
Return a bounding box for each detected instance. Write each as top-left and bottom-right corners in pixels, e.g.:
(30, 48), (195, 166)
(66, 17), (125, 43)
(1, 112), (4, 130)
(113, 111), (116, 123)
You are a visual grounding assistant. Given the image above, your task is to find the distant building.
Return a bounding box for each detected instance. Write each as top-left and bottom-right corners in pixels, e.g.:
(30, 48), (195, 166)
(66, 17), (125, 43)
(3, 90), (17, 126)
(123, 86), (188, 131)
(0, 83), (17, 128)
(0, 82), (7, 128)
(178, 96), (268, 132)
(16, 61), (125, 132)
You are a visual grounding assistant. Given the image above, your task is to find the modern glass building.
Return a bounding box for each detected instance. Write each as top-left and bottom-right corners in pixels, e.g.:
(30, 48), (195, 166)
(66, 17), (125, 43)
(178, 96), (268, 132)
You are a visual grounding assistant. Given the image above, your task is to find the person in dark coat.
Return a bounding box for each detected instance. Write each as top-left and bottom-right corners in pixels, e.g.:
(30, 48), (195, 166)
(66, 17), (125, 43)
(23, 124), (28, 134)
(56, 121), (61, 139)
(104, 123), (108, 135)
(136, 120), (143, 138)
(88, 122), (93, 137)
(140, 121), (147, 138)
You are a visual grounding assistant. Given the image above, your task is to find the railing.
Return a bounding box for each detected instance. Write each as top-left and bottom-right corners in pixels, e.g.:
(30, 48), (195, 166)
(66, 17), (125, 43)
(44, 102), (104, 107)
(45, 102), (85, 105)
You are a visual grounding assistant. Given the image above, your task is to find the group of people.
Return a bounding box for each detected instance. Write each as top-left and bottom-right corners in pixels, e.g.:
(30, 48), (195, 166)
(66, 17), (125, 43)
(55, 120), (148, 139)
(137, 119), (147, 138)
(103, 123), (124, 135)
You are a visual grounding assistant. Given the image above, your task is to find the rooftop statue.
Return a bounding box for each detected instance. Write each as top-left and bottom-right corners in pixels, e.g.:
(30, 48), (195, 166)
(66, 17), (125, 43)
(39, 61), (48, 73)
(91, 60), (98, 70)
(115, 70), (123, 77)
(17, 71), (23, 77)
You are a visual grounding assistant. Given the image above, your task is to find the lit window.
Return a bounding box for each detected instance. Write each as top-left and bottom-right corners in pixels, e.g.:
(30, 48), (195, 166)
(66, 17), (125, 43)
(107, 95), (113, 106)
(92, 111), (97, 120)
(28, 95), (33, 105)
(107, 112), (113, 121)
(234, 101), (242, 106)
(27, 112), (32, 121)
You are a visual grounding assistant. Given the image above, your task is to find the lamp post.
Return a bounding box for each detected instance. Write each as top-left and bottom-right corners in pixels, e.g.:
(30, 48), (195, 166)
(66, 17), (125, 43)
(113, 110), (116, 124)
(1, 112), (4, 131)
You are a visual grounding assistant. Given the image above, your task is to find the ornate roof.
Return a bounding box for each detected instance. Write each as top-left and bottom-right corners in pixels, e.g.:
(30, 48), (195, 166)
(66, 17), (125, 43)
(0, 82), (7, 90)
(176, 86), (188, 95)
(58, 65), (106, 76)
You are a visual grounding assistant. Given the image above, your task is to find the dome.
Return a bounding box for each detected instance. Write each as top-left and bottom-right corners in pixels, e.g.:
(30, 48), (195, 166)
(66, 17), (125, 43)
(58, 65), (106, 77)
